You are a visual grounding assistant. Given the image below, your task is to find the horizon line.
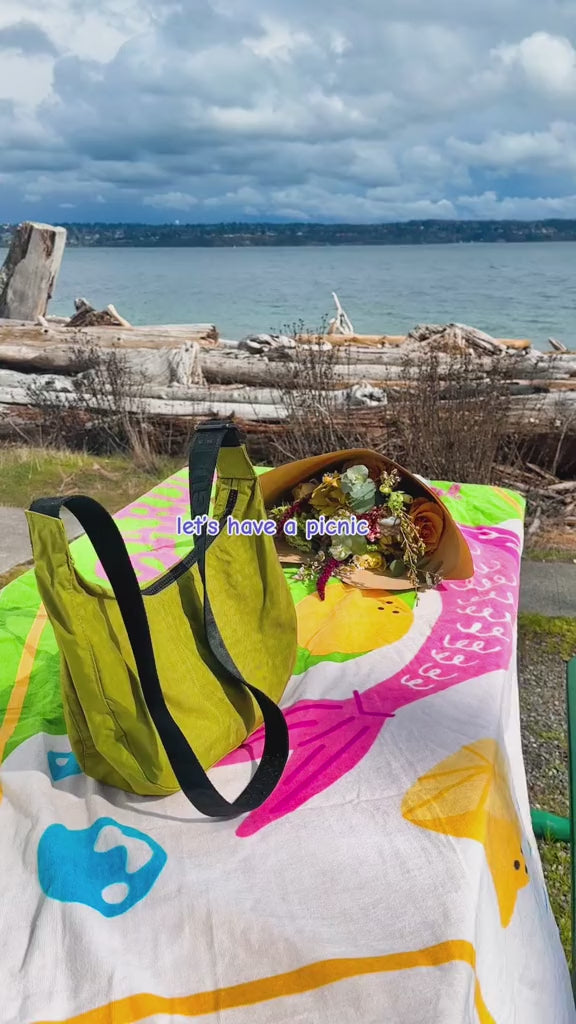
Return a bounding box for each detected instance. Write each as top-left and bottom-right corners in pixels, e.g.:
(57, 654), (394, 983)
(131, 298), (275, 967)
(3, 217), (576, 228)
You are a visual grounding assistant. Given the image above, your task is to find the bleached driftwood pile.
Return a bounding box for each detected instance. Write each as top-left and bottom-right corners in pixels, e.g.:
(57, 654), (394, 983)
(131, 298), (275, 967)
(0, 312), (575, 430)
(495, 463), (576, 532)
(191, 322), (576, 424)
(405, 322), (532, 353)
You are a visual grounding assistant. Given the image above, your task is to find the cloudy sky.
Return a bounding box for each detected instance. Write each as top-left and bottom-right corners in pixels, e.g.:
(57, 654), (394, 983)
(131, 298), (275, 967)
(1, 0), (576, 223)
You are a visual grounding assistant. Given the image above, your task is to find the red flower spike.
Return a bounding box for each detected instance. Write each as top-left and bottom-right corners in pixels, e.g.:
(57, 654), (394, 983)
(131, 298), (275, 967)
(317, 557), (339, 601)
(277, 498), (306, 533)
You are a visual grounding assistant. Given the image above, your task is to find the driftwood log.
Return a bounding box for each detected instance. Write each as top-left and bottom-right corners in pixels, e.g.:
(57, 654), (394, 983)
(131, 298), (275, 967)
(0, 319), (218, 350)
(199, 351), (576, 386)
(549, 337), (569, 353)
(1, 330), (574, 379)
(0, 398), (573, 431)
(0, 222), (66, 320)
(0, 371), (385, 409)
(67, 300), (133, 328)
(2, 336), (575, 381)
(301, 325), (532, 351)
(0, 368), (574, 426)
(1, 336), (575, 404)
(404, 323), (532, 353)
(0, 316), (574, 453)
(0, 340), (206, 385)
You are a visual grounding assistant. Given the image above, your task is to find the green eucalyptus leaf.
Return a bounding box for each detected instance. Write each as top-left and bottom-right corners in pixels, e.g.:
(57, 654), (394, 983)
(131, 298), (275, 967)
(329, 543), (350, 562)
(341, 465), (369, 490)
(349, 534), (368, 555)
(346, 480), (376, 513)
(389, 559), (406, 578)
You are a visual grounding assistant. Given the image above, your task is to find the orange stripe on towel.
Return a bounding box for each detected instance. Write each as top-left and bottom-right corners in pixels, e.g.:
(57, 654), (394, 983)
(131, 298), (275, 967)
(493, 487), (524, 516)
(0, 604), (48, 800)
(33, 940), (495, 1024)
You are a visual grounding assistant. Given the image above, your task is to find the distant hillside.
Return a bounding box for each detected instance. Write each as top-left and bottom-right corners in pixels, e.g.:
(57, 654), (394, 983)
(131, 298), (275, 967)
(2, 219), (576, 247)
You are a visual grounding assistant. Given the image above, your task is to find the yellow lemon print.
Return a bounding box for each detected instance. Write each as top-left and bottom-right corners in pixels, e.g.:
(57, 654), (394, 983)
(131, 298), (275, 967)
(296, 581), (413, 657)
(402, 739), (529, 928)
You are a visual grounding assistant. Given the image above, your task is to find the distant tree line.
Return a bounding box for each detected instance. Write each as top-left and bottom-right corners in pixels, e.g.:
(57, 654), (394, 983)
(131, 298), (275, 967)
(2, 219), (576, 248)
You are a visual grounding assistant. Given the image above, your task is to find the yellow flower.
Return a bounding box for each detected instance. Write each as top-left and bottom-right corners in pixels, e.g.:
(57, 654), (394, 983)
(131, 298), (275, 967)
(292, 481), (317, 501)
(322, 472), (341, 485)
(310, 479), (347, 512)
(354, 553), (384, 570)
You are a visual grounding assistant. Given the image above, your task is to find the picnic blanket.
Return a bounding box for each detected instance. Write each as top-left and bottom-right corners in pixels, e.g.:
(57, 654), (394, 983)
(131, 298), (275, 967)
(0, 469), (574, 1024)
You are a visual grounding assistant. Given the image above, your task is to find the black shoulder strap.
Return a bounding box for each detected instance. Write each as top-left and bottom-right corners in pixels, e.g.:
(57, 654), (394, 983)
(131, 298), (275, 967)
(30, 422), (289, 819)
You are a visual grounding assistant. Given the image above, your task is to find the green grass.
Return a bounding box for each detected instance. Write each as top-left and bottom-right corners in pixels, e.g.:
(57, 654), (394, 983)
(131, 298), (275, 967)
(520, 614), (575, 965)
(519, 613), (576, 661)
(533, 728), (569, 750)
(538, 839), (572, 962)
(0, 445), (184, 593)
(0, 445), (183, 512)
(525, 548), (576, 563)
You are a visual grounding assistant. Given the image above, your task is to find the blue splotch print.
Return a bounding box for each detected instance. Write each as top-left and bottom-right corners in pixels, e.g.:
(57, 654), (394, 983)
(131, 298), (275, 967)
(47, 751), (83, 781)
(37, 818), (167, 917)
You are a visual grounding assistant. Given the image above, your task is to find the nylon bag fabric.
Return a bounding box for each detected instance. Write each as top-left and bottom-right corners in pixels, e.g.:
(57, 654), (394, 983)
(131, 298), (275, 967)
(24, 422), (297, 818)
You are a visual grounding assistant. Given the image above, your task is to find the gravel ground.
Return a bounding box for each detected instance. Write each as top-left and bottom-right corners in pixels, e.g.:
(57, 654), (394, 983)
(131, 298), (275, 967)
(518, 636), (569, 818)
(517, 631), (573, 959)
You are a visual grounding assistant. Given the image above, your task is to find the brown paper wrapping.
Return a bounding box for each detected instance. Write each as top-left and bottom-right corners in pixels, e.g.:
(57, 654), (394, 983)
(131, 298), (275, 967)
(260, 448), (474, 590)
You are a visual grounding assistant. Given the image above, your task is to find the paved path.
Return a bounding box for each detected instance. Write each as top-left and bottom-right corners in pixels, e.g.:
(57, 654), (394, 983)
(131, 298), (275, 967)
(519, 559), (576, 618)
(0, 505), (83, 575)
(0, 505), (575, 618)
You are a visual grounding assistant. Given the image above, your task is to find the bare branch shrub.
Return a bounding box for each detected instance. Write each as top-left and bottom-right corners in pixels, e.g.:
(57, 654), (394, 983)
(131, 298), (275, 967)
(20, 383), (73, 449)
(549, 394), (576, 477)
(387, 347), (520, 485)
(25, 338), (160, 470)
(271, 320), (370, 461)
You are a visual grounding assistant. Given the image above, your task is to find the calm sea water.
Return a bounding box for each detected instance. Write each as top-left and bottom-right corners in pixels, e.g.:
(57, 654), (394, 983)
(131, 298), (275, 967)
(2, 241), (575, 349)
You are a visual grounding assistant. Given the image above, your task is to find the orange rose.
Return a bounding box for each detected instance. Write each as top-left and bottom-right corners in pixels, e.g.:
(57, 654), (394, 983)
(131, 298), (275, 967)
(409, 497), (445, 554)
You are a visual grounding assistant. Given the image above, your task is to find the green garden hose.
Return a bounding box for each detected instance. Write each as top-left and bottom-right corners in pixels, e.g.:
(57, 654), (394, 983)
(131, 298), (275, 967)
(531, 808), (570, 843)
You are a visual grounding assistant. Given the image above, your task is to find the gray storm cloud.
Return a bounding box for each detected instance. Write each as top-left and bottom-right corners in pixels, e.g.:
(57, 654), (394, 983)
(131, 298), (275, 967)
(0, 0), (576, 221)
(0, 19), (59, 57)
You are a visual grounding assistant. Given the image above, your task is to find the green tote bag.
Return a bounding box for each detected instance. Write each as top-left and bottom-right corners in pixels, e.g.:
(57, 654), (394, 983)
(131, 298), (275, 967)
(26, 422), (297, 818)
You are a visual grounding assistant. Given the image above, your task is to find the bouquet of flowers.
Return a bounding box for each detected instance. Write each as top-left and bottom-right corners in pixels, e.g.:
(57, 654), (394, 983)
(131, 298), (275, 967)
(268, 460), (448, 600)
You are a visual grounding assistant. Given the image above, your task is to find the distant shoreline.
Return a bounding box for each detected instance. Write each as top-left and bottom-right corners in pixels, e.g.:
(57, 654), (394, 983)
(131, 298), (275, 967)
(3, 219), (576, 248)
